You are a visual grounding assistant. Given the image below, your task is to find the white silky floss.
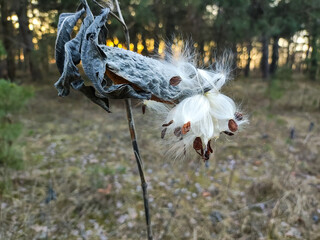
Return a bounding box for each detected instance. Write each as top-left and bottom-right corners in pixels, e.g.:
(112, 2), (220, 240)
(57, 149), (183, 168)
(144, 52), (248, 160)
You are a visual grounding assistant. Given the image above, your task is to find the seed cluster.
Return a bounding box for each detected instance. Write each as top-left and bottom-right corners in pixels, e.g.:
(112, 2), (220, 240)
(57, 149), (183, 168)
(161, 111), (243, 161)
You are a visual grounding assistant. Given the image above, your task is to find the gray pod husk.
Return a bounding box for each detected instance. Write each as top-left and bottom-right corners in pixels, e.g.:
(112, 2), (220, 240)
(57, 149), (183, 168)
(54, 1), (209, 111)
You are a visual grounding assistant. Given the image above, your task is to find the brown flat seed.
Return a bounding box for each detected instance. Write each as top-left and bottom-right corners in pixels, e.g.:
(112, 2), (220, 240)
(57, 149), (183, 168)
(228, 119), (238, 132)
(204, 150), (210, 161)
(193, 137), (203, 150)
(203, 141), (213, 161)
(182, 121), (191, 135)
(207, 140), (213, 153)
(142, 104), (146, 114)
(196, 149), (204, 158)
(161, 128), (167, 139)
(169, 76), (182, 86)
(174, 127), (182, 137)
(223, 131), (234, 136)
(235, 112), (243, 121)
(162, 120), (174, 127)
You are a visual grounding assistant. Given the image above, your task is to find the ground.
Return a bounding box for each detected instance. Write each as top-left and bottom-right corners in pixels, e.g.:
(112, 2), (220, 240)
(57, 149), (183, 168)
(0, 74), (320, 240)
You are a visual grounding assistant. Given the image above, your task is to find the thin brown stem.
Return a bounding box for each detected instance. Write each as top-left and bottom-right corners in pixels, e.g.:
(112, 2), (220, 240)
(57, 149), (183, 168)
(111, 0), (153, 239)
(92, 0), (130, 45)
(112, 0), (130, 49)
(125, 100), (153, 240)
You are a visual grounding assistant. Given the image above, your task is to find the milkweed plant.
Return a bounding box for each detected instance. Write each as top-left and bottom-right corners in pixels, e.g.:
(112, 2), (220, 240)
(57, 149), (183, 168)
(55, 0), (248, 161)
(54, 0), (248, 238)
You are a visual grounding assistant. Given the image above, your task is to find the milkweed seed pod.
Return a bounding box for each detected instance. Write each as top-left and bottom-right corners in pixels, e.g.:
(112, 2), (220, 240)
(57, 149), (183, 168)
(54, 0), (248, 160)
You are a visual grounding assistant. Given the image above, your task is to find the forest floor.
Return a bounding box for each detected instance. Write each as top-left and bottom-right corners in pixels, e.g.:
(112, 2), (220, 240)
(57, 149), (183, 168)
(1, 74), (320, 240)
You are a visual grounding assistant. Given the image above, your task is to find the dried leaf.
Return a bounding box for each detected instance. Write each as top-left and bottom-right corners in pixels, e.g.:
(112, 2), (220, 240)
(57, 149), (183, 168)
(55, 9), (86, 74)
(253, 160), (262, 166)
(98, 184), (112, 195)
(202, 191), (211, 197)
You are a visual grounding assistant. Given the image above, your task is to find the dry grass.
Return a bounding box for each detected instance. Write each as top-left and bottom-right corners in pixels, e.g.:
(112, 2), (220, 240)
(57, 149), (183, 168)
(0, 75), (319, 239)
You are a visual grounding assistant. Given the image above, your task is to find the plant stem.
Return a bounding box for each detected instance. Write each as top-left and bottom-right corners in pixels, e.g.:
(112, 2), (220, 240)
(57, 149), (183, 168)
(125, 100), (153, 240)
(112, 1), (153, 239)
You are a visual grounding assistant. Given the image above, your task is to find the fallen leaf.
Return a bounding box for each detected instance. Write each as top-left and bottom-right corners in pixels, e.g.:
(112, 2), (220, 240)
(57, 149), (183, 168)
(202, 191), (211, 197)
(98, 184), (112, 195)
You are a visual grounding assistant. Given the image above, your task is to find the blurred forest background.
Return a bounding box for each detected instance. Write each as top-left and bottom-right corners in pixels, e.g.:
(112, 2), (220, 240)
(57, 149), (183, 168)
(0, 0), (320, 239)
(0, 0), (319, 80)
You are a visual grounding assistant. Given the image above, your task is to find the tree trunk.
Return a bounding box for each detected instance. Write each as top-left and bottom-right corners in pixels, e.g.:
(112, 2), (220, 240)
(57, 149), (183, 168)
(286, 38), (292, 66)
(133, 35), (138, 52)
(18, 47), (23, 69)
(164, 12), (174, 61)
(152, 0), (161, 56)
(198, 40), (205, 66)
(244, 41), (252, 77)
(15, 0), (41, 80)
(0, 0), (16, 80)
(215, 3), (223, 51)
(39, 37), (49, 73)
(305, 36), (310, 60)
(289, 45), (296, 70)
(261, 35), (269, 79)
(270, 36), (279, 75)
(141, 37), (148, 56)
(153, 35), (159, 55)
(309, 34), (318, 81)
(232, 43), (238, 70)
(304, 36), (310, 73)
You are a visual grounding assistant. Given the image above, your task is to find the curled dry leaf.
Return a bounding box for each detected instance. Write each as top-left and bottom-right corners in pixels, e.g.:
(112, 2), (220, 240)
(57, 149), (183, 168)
(202, 191), (211, 197)
(98, 184), (112, 195)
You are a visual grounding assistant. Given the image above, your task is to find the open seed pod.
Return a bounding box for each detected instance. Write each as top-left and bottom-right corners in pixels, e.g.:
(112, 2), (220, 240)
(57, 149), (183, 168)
(54, 0), (248, 159)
